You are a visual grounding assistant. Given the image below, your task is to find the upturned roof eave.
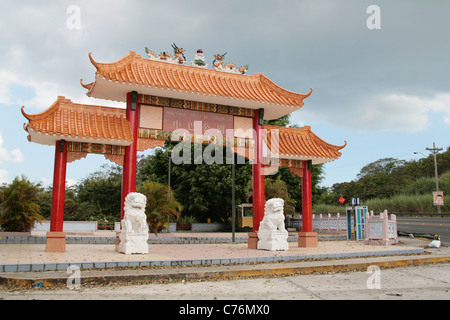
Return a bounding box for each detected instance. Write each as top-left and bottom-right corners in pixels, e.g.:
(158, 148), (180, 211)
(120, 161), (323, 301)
(26, 129), (133, 147)
(262, 124), (346, 163)
(82, 51), (313, 120)
(84, 75), (304, 120)
(21, 96), (134, 147)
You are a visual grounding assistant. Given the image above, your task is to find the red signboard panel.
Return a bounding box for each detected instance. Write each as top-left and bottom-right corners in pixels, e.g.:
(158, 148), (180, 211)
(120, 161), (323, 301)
(163, 107), (233, 135)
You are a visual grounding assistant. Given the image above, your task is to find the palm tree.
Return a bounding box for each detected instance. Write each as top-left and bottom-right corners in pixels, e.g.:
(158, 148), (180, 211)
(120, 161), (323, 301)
(0, 176), (44, 232)
(245, 176), (297, 216)
(138, 181), (182, 236)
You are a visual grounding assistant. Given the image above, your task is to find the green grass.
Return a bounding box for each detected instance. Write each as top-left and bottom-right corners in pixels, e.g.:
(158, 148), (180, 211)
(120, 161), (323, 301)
(365, 194), (443, 213)
(313, 194), (448, 213)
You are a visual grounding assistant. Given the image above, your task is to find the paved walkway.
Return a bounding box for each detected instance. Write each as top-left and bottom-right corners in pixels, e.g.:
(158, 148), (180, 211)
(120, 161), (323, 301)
(0, 231), (421, 270)
(0, 232), (448, 288)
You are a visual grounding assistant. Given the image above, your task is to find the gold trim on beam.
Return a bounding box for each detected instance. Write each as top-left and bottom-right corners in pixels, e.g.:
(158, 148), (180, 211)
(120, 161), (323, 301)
(138, 94), (255, 118)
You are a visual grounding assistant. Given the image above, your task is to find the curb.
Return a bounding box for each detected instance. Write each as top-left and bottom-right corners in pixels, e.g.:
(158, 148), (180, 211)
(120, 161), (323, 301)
(1, 255), (448, 289)
(0, 247), (423, 273)
(0, 234), (348, 245)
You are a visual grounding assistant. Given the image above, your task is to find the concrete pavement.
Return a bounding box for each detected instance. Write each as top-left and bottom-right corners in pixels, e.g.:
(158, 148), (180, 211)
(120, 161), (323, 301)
(0, 231), (449, 289)
(3, 263), (449, 300)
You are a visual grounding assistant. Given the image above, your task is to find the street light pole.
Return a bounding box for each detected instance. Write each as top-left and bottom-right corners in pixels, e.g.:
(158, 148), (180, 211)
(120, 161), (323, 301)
(425, 143), (443, 214)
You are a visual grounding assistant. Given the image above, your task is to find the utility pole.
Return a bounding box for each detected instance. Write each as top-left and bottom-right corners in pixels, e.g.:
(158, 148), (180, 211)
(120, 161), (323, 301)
(425, 143), (443, 214)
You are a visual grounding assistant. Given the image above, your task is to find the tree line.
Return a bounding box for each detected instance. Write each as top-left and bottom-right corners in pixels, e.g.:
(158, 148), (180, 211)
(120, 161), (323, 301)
(2, 110), (448, 231)
(0, 143), (325, 231)
(318, 146), (450, 212)
(2, 114), (329, 231)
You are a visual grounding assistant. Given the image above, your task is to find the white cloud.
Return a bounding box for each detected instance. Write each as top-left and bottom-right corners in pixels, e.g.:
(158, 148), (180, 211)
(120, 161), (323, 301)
(357, 93), (450, 133)
(0, 70), (18, 105)
(10, 149), (24, 163)
(0, 169), (8, 185)
(0, 132), (24, 163)
(21, 80), (62, 109)
(429, 93), (450, 124)
(357, 94), (430, 133)
(295, 92), (450, 133)
(40, 177), (50, 187)
(66, 179), (78, 188)
(0, 67), (63, 108)
(40, 177), (77, 189)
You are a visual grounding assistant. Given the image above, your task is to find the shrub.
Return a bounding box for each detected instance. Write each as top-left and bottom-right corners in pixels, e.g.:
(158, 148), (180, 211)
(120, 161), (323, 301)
(313, 203), (345, 213)
(138, 181), (183, 235)
(0, 176), (45, 232)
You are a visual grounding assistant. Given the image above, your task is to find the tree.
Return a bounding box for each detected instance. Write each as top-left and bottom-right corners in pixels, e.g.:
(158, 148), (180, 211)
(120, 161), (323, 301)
(138, 181), (182, 235)
(267, 164), (325, 212)
(0, 176), (44, 232)
(317, 147), (450, 211)
(264, 176), (296, 215)
(137, 149), (170, 186)
(357, 158), (406, 180)
(76, 164), (122, 221)
(138, 144), (252, 223)
(264, 114), (291, 127)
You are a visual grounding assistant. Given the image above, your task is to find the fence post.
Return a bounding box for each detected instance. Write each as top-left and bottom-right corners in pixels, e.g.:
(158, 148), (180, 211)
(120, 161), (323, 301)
(328, 213), (331, 233)
(338, 213), (341, 234)
(365, 213), (369, 241)
(382, 210), (389, 245)
(391, 213), (398, 242)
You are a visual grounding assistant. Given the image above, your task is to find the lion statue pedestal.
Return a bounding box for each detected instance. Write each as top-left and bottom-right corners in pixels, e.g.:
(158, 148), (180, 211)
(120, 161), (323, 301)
(257, 198), (289, 251)
(118, 192), (149, 254)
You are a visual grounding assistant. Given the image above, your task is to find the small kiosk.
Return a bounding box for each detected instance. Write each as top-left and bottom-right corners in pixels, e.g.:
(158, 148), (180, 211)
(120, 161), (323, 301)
(346, 205), (368, 241)
(237, 204), (253, 231)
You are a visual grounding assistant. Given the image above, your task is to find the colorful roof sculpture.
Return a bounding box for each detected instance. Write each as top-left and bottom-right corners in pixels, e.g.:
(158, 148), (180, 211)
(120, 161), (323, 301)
(21, 96), (133, 146)
(263, 125), (346, 165)
(81, 51), (313, 120)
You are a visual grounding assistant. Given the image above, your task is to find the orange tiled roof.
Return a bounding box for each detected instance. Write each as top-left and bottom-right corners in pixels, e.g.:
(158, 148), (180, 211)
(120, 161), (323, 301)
(21, 96), (133, 146)
(81, 51), (312, 120)
(21, 96), (344, 164)
(264, 125), (346, 164)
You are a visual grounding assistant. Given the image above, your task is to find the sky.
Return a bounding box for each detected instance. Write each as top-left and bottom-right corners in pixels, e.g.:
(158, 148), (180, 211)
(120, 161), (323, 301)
(0, 0), (449, 190)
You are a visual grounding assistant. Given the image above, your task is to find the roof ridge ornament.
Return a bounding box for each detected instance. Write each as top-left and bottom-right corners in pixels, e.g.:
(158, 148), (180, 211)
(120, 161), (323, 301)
(171, 43), (186, 64)
(145, 43), (186, 65)
(213, 52), (248, 75)
(191, 49), (208, 68)
(144, 45), (248, 74)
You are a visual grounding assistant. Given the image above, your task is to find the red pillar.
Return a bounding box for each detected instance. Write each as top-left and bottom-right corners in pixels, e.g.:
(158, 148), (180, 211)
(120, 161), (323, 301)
(301, 160), (313, 232)
(252, 109), (265, 232)
(121, 91), (139, 219)
(50, 140), (67, 232)
(46, 139), (67, 252)
(299, 159), (317, 247)
(248, 109), (265, 248)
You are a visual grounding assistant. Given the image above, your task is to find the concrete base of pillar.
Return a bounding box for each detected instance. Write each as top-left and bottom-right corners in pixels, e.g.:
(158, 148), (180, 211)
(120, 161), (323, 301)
(248, 232), (258, 249)
(46, 232), (66, 252)
(298, 231), (318, 248)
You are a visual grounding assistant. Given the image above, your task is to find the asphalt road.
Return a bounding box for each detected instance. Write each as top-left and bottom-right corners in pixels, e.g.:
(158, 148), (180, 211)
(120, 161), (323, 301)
(1, 263), (449, 301)
(396, 217), (450, 244)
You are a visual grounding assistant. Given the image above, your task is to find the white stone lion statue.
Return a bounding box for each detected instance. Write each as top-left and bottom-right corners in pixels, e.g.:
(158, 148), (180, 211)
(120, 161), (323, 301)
(257, 198), (289, 251)
(119, 192), (149, 254)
